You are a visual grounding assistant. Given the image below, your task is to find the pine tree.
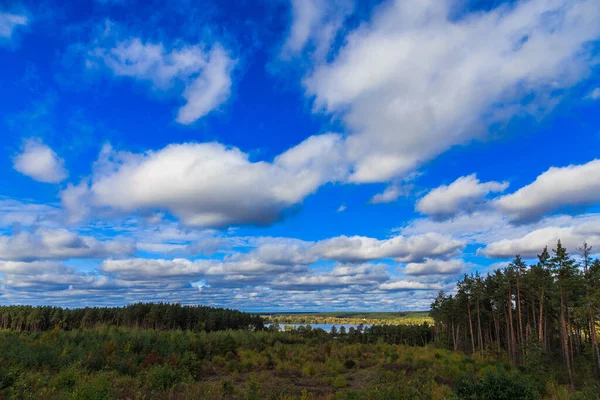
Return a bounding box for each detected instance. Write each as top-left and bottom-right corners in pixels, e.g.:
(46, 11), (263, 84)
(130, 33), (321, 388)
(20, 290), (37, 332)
(550, 240), (577, 386)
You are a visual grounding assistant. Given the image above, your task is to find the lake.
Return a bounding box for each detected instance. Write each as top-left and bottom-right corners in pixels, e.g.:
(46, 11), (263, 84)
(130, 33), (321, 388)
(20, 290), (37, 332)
(266, 323), (373, 331)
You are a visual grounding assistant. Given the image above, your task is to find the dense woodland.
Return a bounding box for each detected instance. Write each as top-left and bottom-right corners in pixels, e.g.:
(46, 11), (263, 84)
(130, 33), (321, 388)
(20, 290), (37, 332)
(430, 241), (600, 387)
(0, 303), (264, 332)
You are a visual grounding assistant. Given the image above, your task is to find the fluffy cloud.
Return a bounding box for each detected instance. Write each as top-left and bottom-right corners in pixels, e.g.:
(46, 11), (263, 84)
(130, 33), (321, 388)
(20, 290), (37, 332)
(480, 219), (600, 259)
(101, 257), (304, 283)
(13, 139), (68, 183)
(236, 242), (317, 266)
(496, 160), (600, 222)
(0, 12), (27, 39)
(378, 279), (444, 292)
(0, 214), (460, 308)
(370, 185), (403, 204)
(217, 231), (464, 268)
(61, 134), (348, 227)
(495, 159), (600, 223)
(0, 229), (134, 261)
(282, 0), (353, 59)
(403, 208), (600, 257)
(0, 199), (61, 228)
(305, 0), (600, 183)
(401, 211), (526, 249)
(403, 258), (464, 276)
(89, 38), (234, 124)
(416, 174), (508, 219)
(311, 232), (464, 263)
(271, 263), (389, 291)
(0, 260), (66, 275)
(0, 261), (108, 292)
(101, 258), (211, 280)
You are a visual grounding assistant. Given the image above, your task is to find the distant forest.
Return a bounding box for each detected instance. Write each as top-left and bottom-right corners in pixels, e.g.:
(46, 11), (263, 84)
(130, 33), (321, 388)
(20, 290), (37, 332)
(0, 303), (264, 332)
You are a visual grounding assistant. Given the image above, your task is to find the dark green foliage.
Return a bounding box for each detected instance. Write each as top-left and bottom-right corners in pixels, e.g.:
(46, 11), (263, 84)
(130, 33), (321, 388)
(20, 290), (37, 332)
(431, 240), (600, 387)
(220, 377), (235, 396)
(0, 302), (264, 332)
(70, 372), (112, 400)
(455, 369), (538, 400)
(146, 364), (189, 390)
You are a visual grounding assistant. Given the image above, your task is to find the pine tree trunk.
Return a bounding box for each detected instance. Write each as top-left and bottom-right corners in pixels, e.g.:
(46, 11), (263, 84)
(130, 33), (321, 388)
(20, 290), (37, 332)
(468, 301), (475, 354)
(590, 312), (600, 370)
(452, 319), (457, 352)
(494, 312), (501, 357)
(560, 289), (574, 386)
(477, 300), (484, 353)
(530, 302), (537, 340)
(539, 289), (544, 346)
(516, 273), (524, 356)
(455, 323), (461, 352)
(508, 286), (517, 363)
(568, 308), (575, 371)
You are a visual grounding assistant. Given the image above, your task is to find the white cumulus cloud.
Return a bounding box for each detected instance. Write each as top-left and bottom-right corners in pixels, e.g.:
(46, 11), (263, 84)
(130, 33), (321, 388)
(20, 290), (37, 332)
(282, 0), (353, 59)
(416, 174), (508, 219)
(304, 0), (600, 183)
(0, 228), (134, 261)
(495, 159), (600, 222)
(89, 38), (235, 124)
(311, 232), (464, 263)
(61, 134), (348, 228)
(403, 258), (464, 276)
(479, 217), (600, 258)
(13, 139), (68, 183)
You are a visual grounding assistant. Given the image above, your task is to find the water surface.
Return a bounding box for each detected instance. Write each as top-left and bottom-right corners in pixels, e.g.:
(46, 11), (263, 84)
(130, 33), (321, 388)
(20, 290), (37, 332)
(266, 323), (373, 331)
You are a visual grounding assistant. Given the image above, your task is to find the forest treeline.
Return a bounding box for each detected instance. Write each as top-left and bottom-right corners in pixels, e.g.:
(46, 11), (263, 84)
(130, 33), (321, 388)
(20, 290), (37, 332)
(430, 240), (600, 385)
(0, 303), (264, 332)
(265, 311), (432, 326)
(271, 322), (434, 347)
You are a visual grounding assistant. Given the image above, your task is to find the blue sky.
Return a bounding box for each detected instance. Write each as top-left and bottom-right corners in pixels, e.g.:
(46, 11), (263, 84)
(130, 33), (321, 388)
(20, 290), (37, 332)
(1, 0), (600, 311)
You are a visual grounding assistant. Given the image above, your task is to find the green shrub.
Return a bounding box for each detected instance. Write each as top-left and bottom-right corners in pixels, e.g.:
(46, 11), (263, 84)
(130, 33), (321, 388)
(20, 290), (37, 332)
(50, 366), (80, 390)
(71, 373), (112, 400)
(454, 369), (538, 400)
(245, 377), (262, 400)
(146, 364), (188, 391)
(332, 375), (347, 388)
(220, 377), (235, 396)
